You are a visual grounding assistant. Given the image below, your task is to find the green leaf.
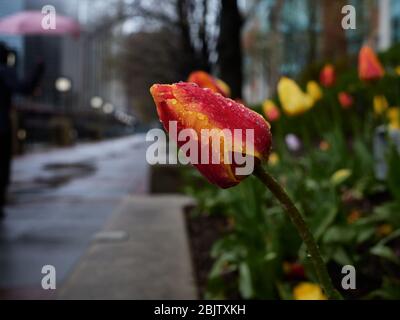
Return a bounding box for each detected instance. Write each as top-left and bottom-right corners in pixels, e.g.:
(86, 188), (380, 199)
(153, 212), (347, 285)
(386, 143), (400, 201)
(239, 263), (253, 299)
(332, 247), (353, 265)
(370, 245), (400, 265)
(356, 226), (376, 244)
(330, 169), (352, 186)
(313, 207), (338, 241)
(323, 226), (356, 244)
(364, 278), (400, 300)
(276, 282), (293, 300)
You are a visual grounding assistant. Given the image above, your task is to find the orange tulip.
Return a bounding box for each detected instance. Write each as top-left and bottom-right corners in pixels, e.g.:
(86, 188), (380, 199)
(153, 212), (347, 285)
(187, 70), (230, 97)
(319, 64), (336, 87)
(338, 92), (354, 109)
(358, 46), (385, 81)
(150, 82), (272, 188)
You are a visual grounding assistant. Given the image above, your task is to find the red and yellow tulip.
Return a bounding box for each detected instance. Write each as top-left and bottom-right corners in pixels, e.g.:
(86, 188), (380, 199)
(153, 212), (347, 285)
(278, 77), (313, 116)
(187, 70), (231, 97)
(262, 99), (280, 122)
(150, 82), (272, 188)
(358, 46), (385, 81)
(319, 64), (336, 87)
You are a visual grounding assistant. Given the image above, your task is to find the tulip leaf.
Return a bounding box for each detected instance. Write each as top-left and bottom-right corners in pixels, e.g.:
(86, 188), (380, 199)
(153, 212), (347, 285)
(370, 245), (400, 265)
(386, 144), (400, 201)
(239, 263), (253, 299)
(313, 207), (338, 241)
(364, 278), (400, 300)
(323, 226), (356, 244)
(330, 169), (352, 186)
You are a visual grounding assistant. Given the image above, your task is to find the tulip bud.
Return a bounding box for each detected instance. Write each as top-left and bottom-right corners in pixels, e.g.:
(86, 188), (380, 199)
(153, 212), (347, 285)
(338, 92), (354, 109)
(150, 82), (272, 188)
(358, 46), (385, 82)
(319, 64), (336, 87)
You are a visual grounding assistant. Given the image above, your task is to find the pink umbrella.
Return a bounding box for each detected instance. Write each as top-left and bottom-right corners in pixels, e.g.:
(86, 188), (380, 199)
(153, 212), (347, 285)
(0, 10), (80, 37)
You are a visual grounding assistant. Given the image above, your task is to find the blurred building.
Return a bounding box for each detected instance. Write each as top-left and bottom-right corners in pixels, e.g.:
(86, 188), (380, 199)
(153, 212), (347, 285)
(0, 0), (133, 146)
(242, 0), (400, 104)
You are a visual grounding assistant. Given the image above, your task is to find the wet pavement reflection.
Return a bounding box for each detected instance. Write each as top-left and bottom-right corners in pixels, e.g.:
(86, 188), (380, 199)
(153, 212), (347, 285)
(0, 134), (148, 299)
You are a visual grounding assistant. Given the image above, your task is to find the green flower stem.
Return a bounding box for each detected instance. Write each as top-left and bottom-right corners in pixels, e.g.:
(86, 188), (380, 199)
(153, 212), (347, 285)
(253, 165), (342, 300)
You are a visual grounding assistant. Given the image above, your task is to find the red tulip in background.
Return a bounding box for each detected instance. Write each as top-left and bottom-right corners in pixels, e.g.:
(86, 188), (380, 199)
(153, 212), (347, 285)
(150, 82), (272, 188)
(338, 92), (354, 109)
(284, 262), (306, 279)
(319, 64), (336, 87)
(358, 46), (385, 81)
(187, 70), (231, 97)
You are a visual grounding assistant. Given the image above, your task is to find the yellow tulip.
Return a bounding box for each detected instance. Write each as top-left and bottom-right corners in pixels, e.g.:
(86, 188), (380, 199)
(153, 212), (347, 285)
(307, 81), (323, 103)
(278, 77), (313, 116)
(387, 107), (400, 130)
(373, 95), (389, 115)
(293, 282), (327, 300)
(395, 66), (400, 76)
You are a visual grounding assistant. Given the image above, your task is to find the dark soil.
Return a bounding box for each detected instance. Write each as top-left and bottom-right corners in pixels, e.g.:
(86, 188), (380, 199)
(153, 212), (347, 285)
(184, 206), (229, 299)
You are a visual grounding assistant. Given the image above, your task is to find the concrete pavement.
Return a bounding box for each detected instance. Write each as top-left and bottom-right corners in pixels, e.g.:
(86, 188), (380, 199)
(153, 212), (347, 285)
(0, 134), (197, 299)
(59, 195), (197, 300)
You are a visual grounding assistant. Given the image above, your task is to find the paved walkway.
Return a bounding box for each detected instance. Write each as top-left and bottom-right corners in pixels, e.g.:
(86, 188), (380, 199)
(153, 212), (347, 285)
(0, 135), (197, 299)
(59, 195), (197, 300)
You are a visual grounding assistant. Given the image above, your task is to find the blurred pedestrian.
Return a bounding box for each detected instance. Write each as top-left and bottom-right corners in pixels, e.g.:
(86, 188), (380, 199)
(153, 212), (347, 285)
(0, 42), (44, 219)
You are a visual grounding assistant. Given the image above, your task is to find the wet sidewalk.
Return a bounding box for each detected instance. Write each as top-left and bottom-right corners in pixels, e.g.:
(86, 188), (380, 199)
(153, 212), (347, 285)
(59, 195), (197, 300)
(0, 135), (150, 299)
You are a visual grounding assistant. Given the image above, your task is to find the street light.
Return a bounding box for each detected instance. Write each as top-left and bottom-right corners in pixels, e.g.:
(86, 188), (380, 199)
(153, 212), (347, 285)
(55, 77), (72, 93)
(90, 96), (103, 109)
(7, 52), (16, 67)
(103, 102), (114, 114)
